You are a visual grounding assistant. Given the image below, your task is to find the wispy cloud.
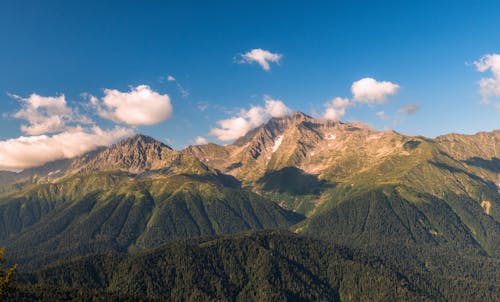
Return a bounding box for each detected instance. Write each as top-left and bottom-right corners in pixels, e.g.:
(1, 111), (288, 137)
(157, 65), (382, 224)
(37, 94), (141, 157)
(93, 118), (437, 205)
(167, 74), (189, 98)
(197, 101), (209, 112)
(376, 111), (387, 120)
(236, 48), (283, 71)
(398, 104), (420, 115)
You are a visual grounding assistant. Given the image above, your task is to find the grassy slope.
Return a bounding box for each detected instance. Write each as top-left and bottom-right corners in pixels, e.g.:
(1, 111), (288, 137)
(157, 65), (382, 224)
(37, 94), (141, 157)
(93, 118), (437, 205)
(0, 172), (302, 270)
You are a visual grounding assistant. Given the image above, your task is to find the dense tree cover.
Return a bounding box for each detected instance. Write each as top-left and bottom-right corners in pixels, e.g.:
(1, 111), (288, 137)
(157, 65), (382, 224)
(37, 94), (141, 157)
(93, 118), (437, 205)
(9, 285), (143, 302)
(2, 183), (498, 301)
(6, 230), (500, 301)
(0, 247), (16, 301)
(9, 231), (434, 301)
(303, 189), (500, 301)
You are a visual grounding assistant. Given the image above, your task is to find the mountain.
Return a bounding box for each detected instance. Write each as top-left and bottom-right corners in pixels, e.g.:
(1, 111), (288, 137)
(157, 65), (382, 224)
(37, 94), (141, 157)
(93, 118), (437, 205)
(0, 135), (302, 269)
(0, 113), (498, 301)
(186, 113), (498, 224)
(184, 112), (500, 299)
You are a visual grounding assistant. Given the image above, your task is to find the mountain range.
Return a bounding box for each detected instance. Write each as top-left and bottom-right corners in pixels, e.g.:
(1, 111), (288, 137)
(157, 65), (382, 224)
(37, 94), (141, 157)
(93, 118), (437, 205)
(0, 112), (499, 301)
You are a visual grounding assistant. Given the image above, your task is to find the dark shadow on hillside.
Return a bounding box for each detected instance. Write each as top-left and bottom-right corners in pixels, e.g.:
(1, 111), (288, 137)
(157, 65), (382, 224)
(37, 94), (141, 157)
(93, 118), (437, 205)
(463, 157), (500, 174)
(257, 167), (334, 195)
(429, 161), (497, 190)
(181, 172), (242, 188)
(226, 162), (242, 171)
(403, 140), (421, 151)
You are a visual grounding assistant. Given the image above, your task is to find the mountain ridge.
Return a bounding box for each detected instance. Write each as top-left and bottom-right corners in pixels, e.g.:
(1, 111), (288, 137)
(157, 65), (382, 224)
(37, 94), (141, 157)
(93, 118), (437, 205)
(0, 112), (498, 301)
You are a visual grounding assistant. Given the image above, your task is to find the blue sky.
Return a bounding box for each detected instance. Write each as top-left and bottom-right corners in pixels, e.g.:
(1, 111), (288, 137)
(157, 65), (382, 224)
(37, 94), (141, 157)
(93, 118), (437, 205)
(0, 1), (499, 170)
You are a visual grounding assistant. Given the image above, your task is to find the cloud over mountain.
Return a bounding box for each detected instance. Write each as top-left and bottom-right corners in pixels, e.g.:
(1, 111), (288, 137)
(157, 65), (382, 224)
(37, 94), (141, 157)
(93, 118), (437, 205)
(0, 84), (176, 170)
(210, 97), (290, 141)
(323, 97), (350, 121)
(194, 136), (209, 145)
(0, 126), (132, 171)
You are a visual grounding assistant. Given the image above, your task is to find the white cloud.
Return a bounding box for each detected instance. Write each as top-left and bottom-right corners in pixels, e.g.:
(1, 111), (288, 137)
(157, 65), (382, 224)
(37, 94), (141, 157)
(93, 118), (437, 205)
(95, 85), (173, 125)
(237, 48), (283, 71)
(167, 75), (176, 82)
(264, 96), (291, 117)
(474, 53), (500, 105)
(10, 93), (89, 135)
(194, 136), (209, 145)
(376, 111), (387, 120)
(210, 97), (290, 141)
(398, 104), (420, 115)
(210, 116), (253, 141)
(351, 77), (400, 104)
(0, 126), (132, 171)
(323, 97), (350, 121)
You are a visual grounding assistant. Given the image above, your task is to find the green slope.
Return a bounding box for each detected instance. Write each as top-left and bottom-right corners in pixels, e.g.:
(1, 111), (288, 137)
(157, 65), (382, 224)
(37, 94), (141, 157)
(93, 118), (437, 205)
(0, 172), (302, 270)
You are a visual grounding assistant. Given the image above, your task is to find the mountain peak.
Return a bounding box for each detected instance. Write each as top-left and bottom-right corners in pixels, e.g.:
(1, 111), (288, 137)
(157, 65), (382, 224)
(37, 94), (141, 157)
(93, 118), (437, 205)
(70, 133), (177, 173)
(117, 134), (170, 149)
(274, 111), (314, 124)
(289, 111), (312, 119)
(233, 112), (330, 147)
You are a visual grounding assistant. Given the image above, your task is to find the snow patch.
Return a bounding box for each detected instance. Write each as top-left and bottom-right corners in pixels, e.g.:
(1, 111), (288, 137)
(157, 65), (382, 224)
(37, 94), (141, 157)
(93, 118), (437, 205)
(369, 134), (383, 140)
(272, 135), (284, 153)
(48, 169), (61, 176)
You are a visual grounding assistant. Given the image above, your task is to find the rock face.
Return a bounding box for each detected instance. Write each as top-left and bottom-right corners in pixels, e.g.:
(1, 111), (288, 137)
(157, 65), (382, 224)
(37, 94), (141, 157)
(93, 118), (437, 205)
(71, 134), (176, 173)
(183, 112), (416, 183)
(184, 112), (341, 181)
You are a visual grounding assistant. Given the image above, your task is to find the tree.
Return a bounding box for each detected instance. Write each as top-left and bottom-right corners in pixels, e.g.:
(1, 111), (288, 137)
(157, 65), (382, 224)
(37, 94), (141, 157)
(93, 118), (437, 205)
(0, 247), (16, 301)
